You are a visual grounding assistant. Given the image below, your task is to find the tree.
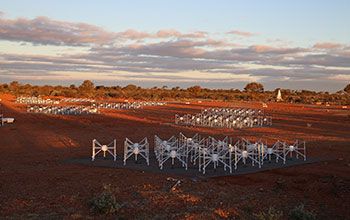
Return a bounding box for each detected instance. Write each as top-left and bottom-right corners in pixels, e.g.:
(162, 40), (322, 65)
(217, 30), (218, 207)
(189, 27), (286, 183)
(244, 82), (264, 93)
(9, 81), (21, 95)
(10, 81), (20, 87)
(122, 84), (137, 91)
(187, 85), (201, 93)
(79, 80), (95, 97)
(79, 80), (94, 90)
(344, 83), (350, 94)
(39, 85), (53, 96)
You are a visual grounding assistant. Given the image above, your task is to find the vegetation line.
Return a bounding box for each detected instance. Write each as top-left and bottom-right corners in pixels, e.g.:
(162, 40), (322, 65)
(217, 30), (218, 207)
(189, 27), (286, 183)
(1, 81), (349, 105)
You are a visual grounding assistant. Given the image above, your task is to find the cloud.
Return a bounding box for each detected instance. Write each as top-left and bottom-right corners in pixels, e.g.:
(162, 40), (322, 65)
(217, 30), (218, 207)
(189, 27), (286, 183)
(0, 16), (116, 46)
(248, 45), (310, 55)
(200, 38), (236, 47)
(1, 38), (349, 91)
(0, 15), (210, 46)
(249, 45), (276, 53)
(266, 38), (294, 46)
(242, 67), (350, 79)
(280, 54), (350, 68)
(156, 29), (207, 38)
(227, 30), (256, 37)
(313, 42), (342, 49)
(3, 36), (348, 78)
(114, 39), (237, 59)
(118, 40), (207, 58)
(117, 29), (208, 40)
(268, 38), (283, 43)
(0, 14), (348, 91)
(117, 29), (153, 40)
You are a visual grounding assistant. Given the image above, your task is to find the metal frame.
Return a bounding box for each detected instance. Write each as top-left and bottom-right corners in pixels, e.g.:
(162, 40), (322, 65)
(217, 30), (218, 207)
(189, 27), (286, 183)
(124, 137), (149, 165)
(92, 139), (117, 161)
(260, 140), (286, 164)
(154, 135), (188, 170)
(187, 133), (206, 165)
(284, 140), (306, 161)
(199, 136), (232, 174)
(234, 138), (262, 169)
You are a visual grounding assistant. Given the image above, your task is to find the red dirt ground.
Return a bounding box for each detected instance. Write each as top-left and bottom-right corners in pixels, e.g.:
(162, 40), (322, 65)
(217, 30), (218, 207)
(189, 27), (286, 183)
(0, 94), (349, 219)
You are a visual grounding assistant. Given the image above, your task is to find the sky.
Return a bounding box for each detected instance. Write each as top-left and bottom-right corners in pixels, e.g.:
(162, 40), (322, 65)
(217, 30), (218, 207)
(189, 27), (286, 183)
(0, 0), (349, 92)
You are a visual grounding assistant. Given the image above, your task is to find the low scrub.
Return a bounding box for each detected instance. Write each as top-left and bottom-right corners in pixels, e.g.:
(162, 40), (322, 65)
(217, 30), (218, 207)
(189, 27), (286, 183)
(88, 185), (120, 215)
(288, 204), (316, 220)
(256, 206), (283, 220)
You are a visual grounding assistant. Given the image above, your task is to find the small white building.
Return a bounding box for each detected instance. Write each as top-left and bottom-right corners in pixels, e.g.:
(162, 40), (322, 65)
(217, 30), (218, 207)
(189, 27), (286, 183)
(276, 89), (283, 102)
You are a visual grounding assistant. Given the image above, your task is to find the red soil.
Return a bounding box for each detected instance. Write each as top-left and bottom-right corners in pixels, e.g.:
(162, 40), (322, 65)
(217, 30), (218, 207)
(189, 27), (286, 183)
(0, 94), (349, 219)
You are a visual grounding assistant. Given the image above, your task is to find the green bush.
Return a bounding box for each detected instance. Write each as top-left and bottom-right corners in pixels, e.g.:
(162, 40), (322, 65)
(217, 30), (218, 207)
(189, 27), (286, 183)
(256, 206), (283, 220)
(288, 204), (316, 220)
(88, 185), (120, 214)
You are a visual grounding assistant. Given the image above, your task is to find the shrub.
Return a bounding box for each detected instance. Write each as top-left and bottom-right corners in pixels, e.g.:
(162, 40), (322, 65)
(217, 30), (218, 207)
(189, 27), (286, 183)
(88, 185), (120, 215)
(344, 83), (350, 94)
(256, 206), (283, 220)
(288, 204), (316, 220)
(244, 82), (264, 93)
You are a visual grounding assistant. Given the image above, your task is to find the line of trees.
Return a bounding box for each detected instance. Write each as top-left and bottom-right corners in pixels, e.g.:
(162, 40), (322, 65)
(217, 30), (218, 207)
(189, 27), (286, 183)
(0, 81), (349, 105)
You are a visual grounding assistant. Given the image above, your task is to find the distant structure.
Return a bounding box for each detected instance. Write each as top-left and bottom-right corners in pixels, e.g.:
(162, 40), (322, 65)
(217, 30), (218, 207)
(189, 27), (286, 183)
(276, 89), (283, 102)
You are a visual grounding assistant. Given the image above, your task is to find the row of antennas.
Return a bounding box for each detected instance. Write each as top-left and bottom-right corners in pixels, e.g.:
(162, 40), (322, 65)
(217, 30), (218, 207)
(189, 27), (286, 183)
(92, 133), (306, 174)
(91, 101), (166, 110)
(16, 96), (60, 105)
(27, 105), (100, 115)
(16, 97), (95, 104)
(154, 134), (305, 174)
(61, 98), (95, 103)
(202, 108), (264, 116)
(175, 108), (272, 129)
(92, 138), (149, 165)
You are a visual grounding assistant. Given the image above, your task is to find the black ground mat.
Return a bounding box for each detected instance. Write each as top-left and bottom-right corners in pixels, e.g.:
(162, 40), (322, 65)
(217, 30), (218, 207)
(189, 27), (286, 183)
(62, 156), (328, 179)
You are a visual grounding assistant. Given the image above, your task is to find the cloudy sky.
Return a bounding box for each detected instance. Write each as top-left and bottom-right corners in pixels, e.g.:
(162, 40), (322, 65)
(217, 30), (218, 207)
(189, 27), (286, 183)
(0, 0), (349, 92)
